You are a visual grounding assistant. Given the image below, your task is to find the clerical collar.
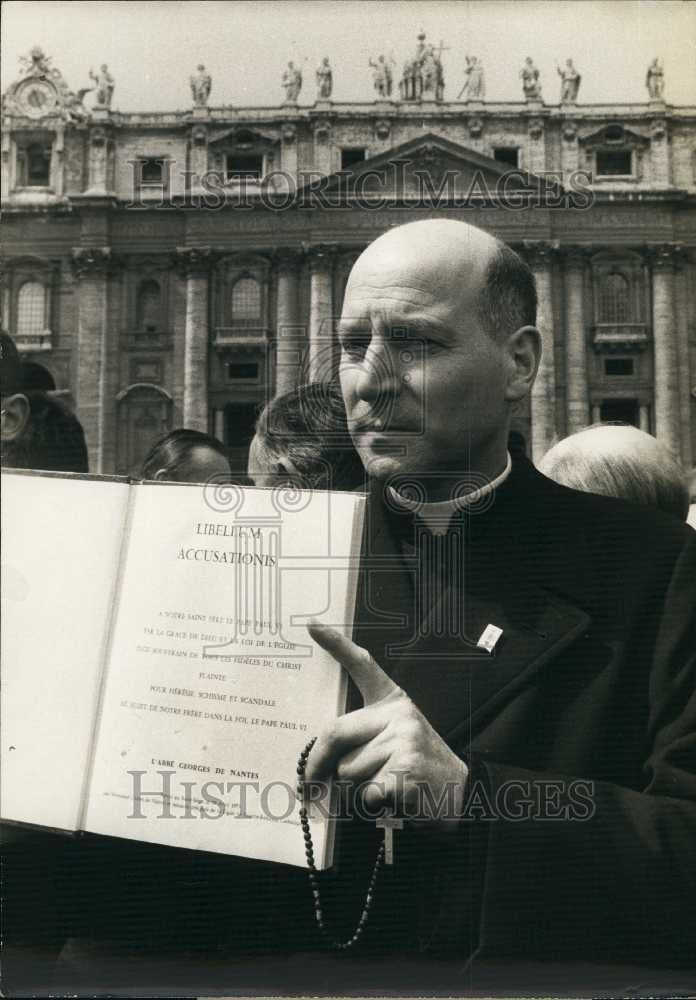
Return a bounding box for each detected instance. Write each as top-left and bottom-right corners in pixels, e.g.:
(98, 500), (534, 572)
(387, 452), (512, 535)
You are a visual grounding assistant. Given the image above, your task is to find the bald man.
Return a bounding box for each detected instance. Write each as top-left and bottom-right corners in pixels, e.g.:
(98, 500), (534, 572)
(299, 221), (696, 975)
(43, 224), (696, 995)
(539, 423), (690, 522)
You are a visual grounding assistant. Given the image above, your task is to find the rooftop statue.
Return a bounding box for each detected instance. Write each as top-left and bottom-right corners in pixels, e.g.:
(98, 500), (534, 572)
(369, 54), (393, 98)
(646, 57), (664, 100)
(282, 61), (302, 103)
(316, 57), (333, 100)
(190, 64), (212, 107)
(557, 58), (581, 104)
(90, 64), (115, 109)
(458, 55), (485, 100)
(399, 32), (446, 102)
(520, 56), (542, 100)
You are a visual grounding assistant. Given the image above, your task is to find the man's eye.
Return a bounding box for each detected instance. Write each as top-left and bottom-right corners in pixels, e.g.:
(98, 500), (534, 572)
(341, 334), (370, 357)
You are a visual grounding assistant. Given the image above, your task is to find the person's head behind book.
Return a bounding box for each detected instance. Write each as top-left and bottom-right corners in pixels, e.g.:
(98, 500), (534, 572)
(139, 428), (231, 484)
(248, 381), (365, 492)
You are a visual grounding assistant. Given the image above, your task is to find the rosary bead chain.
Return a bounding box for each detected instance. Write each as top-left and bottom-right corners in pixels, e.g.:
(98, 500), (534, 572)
(297, 737), (386, 951)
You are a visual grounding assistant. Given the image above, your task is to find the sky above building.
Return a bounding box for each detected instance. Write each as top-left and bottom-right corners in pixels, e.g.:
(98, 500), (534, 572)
(2, 0), (695, 111)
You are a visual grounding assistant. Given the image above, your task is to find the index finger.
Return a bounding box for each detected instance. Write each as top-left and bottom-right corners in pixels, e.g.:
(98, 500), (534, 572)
(307, 622), (398, 706)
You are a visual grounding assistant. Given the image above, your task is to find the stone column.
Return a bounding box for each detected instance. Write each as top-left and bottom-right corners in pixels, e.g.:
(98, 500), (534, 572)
(177, 247), (215, 432)
(650, 244), (681, 457)
(307, 245), (335, 383)
(674, 251), (693, 468)
(649, 118), (671, 188)
(274, 250), (304, 396)
(639, 404), (650, 433)
(525, 241), (557, 461)
(564, 247), (589, 434)
(71, 247), (114, 472)
(526, 117), (547, 176)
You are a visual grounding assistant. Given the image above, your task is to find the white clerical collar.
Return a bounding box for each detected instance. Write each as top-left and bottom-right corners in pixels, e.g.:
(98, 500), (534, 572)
(387, 452), (512, 535)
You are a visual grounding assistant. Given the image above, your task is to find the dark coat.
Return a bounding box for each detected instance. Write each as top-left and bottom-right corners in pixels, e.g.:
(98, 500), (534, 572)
(350, 454), (696, 966)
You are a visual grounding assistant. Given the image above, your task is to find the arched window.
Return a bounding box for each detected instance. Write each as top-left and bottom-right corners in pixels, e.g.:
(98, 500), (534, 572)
(231, 277), (261, 325)
(600, 272), (630, 323)
(17, 281), (46, 337)
(136, 279), (161, 332)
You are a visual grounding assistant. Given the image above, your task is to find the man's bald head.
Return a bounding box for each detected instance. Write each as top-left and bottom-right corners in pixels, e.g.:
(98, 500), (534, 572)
(348, 220), (537, 342)
(539, 423), (689, 521)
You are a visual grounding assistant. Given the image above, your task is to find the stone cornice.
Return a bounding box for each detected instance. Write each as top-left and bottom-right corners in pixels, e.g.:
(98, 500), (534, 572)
(6, 102), (694, 132)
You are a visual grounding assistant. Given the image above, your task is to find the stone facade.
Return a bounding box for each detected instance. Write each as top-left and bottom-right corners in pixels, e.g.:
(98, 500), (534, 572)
(2, 50), (695, 475)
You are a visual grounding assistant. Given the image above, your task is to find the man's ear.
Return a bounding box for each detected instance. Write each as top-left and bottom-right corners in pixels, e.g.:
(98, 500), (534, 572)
(1, 394), (30, 442)
(503, 325), (541, 402)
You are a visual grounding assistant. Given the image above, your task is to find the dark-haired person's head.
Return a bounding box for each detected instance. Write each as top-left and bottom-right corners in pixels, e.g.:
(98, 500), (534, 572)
(2, 331), (87, 472)
(248, 381), (365, 491)
(2, 391), (89, 473)
(139, 428), (231, 483)
(538, 423), (690, 522)
(1, 331), (31, 451)
(338, 220), (539, 499)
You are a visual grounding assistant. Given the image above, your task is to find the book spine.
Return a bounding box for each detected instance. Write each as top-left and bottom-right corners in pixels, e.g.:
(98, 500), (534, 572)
(76, 483), (140, 831)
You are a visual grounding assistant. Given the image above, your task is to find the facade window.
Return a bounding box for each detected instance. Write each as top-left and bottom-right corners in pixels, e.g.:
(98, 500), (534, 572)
(17, 142), (51, 186)
(227, 361), (259, 380)
(599, 272), (631, 322)
(141, 159), (164, 183)
(136, 158), (168, 194)
(600, 398), (639, 426)
(136, 279), (162, 332)
(231, 277), (261, 323)
(494, 148), (519, 168)
(341, 148), (366, 169)
(604, 357), (634, 376)
(596, 150), (632, 176)
(226, 154), (263, 180)
(17, 281), (46, 337)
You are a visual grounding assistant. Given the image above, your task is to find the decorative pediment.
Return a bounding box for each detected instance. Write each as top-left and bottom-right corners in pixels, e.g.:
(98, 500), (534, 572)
(208, 126), (277, 149)
(578, 123), (650, 150)
(296, 133), (557, 204)
(2, 46), (91, 124)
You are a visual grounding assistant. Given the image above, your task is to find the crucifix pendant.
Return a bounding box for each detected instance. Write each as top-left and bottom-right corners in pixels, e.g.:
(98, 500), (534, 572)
(376, 812), (404, 865)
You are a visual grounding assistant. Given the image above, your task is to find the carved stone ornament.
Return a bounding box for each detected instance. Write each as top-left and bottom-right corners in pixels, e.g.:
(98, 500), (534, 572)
(71, 246), (116, 278)
(467, 116), (483, 138)
(312, 118), (331, 143)
(374, 118), (391, 140)
(90, 126), (108, 147)
(191, 124), (207, 146)
(281, 122), (296, 144)
(650, 118), (666, 140)
(174, 246), (219, 277)
(528, 117), (544, 140)
(562, 120), (578, 141)
(2, 46), (92, 123)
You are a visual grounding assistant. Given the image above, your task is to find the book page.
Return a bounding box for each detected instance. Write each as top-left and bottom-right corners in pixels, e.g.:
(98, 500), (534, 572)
(1, 471), (132, 831)
(84, 482), (364, 868)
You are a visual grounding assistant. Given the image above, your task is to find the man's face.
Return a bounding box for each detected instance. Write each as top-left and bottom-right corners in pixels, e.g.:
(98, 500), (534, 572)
(338, 244), (510, 497)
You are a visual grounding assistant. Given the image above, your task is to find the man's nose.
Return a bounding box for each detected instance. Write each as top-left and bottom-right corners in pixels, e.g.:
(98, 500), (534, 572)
(354, 339), (401, 405)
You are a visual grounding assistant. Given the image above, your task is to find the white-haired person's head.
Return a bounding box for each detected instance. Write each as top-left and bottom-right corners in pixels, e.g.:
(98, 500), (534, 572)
(538, 423), (690, 522)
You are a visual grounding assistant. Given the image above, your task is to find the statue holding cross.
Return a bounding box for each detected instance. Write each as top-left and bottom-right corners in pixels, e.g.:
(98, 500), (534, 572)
(399, 32), (448, 102)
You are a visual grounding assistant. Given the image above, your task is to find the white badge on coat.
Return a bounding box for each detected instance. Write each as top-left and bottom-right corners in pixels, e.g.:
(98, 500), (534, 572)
(477, 623), (503, 653)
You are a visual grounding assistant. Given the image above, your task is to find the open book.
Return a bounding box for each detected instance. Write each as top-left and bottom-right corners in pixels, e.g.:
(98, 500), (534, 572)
(1, 470), (365, 869)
